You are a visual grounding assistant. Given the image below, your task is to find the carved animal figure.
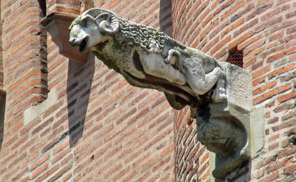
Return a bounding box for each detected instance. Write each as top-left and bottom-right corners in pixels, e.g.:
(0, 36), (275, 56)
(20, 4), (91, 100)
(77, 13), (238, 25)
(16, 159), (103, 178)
(69, 8), (226, 109)
(69, 9), (252, 179)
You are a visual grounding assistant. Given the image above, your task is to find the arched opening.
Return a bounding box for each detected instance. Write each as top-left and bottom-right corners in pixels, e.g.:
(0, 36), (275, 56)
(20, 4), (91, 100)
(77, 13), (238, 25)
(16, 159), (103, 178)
(226, 46), (243, 68)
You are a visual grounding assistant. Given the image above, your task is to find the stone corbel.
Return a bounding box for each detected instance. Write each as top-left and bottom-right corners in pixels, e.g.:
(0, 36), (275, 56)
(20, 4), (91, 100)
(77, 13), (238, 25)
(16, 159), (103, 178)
(41, 12), (88, 64)
(195, 63), (264, 179)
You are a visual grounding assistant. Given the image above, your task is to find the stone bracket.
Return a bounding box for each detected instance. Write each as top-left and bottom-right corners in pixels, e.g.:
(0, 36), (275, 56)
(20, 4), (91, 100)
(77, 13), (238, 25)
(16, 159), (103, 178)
(41, 12), (88, 64)
(205, 104), (264, 179)
(195, 63), (264, 179)
(24, 88), (58, 126)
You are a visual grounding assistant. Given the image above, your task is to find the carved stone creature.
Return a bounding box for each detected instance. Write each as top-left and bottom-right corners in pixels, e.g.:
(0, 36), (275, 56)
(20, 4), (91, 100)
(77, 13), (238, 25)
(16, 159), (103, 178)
(69, 8), (226, 111)
(69, 8), (255, 180)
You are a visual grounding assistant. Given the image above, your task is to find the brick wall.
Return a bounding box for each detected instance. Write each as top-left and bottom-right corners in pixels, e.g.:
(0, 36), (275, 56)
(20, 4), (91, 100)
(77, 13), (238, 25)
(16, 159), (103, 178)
(1, 0), (295, 181)
(0, 0), (176, 182)
(174, 107), (211, 182)
(172, 0), (296, 181)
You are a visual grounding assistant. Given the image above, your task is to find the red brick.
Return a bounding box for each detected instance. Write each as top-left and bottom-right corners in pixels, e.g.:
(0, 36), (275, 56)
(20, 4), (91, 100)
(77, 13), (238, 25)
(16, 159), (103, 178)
(253, 83), (291, 104)
(269, 31), (284, 42)
(228, 30), (254, 50)
(253, 80), (277, 95)
(36, 164), (60, 182)
(104, 123), (128, 142)
(31, 163), (49, 179)
(252, 65), (271, 79)
(267, 47), (296, 63)
(30, 154), (50, 171)
(283, 164), (296, 174)
(244, 46), (265, 63)
(252, 76), (265, 86)
(258, 171), (279, 182)
(234, 18), (258, 37)
(267, 117), (279, 124)
(268, 134), (280, 143)
(141, 155), (159, 171)
(112, 166), (131, 181)
(47, 164), (72, 182)
(210, 35), (231, 55)
(268, 64), (295, 79)
(244, 38), (266, 56)
(238, 33), (263, 50)
(221, 0), (244, 20)
(200, 152), (209, 165)
(104, 163), (122, 178)
(53, 139), (70, 155)
(52, 147), (71, 164)
(278, 90), (296, 103)
(272, 119), (295, 132)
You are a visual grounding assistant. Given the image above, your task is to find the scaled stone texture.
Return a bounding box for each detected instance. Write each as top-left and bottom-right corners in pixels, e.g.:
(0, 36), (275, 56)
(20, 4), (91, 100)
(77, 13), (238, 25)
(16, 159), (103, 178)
(69, 8), (261, 179)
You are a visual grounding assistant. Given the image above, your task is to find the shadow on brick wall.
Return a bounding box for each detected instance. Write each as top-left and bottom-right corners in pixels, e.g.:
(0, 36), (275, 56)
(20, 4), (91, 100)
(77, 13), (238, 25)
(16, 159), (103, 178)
(67, 56), (95, 147)
(0, 93), (5, 152)
(160, 0), (173, 36)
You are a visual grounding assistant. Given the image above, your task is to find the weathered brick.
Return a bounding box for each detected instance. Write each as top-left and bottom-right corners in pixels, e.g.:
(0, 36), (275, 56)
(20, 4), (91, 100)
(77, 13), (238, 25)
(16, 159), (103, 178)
(252, 65), (271, 79)
(253, 80), (277, 95)
(244, 38), (266, 56)
(253, 83), (291, 104)
(283, 164), (296, 175)
(52, 147), (71, 164)
(267, 47), (296, 63)
(252, 76), (265, 86)
(268, 64), (295, 79)
(31, 163), (49, 179)
(238, 33), (263, 50)
(278, 90), (296, 103)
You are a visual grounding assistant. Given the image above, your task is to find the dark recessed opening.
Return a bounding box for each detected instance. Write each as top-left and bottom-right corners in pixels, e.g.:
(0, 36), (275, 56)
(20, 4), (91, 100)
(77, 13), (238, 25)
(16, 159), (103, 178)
(0, 91), (6, 152)
(226, 46), (243, 68)
(132, 50), (145, 72)
(38, 0), (46, 17)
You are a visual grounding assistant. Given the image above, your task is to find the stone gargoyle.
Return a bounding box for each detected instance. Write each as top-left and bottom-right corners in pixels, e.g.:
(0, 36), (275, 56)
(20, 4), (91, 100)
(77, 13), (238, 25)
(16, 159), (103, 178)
(69, 8), (258, 179)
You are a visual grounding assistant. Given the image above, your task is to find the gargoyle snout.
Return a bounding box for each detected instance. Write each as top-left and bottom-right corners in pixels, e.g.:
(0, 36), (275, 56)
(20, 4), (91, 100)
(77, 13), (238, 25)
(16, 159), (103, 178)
(69, 37), (77, 47)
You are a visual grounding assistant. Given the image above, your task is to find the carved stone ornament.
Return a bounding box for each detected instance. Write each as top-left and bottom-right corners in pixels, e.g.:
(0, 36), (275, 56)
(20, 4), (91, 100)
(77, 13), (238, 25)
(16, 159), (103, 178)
(69, 8), (264, 179)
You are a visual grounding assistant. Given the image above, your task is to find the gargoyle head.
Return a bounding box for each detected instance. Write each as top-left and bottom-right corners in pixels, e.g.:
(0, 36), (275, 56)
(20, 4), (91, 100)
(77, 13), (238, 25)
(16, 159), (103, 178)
(69, 8), (120, 52)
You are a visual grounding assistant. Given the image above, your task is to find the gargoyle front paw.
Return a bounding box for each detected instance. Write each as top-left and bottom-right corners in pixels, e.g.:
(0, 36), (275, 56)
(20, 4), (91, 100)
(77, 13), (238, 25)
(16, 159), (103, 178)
(212, 76), (227, 102)
(164, 58), (171, 64)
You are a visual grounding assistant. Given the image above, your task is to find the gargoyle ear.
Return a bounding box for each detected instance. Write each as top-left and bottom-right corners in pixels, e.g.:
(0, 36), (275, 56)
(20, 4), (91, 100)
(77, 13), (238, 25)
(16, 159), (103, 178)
(96, 13), (119, 34)
(81, 15), (95, 27)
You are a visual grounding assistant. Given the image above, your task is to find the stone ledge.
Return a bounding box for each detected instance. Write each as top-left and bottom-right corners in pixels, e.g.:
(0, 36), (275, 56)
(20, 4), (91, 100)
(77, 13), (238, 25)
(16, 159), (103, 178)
(41, 12), (88, 64)
(23, 88), (58, 126)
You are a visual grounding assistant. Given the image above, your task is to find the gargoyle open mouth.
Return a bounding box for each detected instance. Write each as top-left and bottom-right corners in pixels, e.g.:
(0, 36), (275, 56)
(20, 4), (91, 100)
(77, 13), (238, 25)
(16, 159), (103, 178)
(79, 37), (88, 52)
